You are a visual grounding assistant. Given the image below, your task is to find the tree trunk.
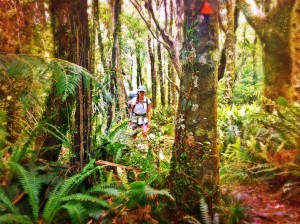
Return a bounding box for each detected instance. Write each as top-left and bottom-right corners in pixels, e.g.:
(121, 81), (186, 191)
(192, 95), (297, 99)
(157, 42), (166, 106)
(0, 0), (36, 145)
(224, 0), (236, 102)
(93, 0), (108, 73)
(107, 0), (122, 130)
(169, 0), (220, 218)
(37, 0), (75, 161)
(291, 1), (300, 102)
(148, 35), (157, 108)
(237, 0), (296, 102)
(136, 46), (142, 87)
(71, 0), (92, 168)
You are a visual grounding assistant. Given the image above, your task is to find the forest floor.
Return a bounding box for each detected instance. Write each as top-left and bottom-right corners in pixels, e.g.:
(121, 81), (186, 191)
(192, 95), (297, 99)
(225, 181), (300, 223)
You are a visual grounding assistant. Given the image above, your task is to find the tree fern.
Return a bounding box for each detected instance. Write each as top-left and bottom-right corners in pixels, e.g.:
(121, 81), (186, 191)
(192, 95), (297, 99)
(61, 193), (110, 208)
(61, 202), (89, 224)
(0, 188), (18, 214)
(0, 214), (32, 224)
(42, 160), (99, 223)
(10, 162), (40, 223)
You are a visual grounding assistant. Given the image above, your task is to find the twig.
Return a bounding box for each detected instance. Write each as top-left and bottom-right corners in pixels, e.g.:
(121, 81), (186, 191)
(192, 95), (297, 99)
(13, 192), (26, 205)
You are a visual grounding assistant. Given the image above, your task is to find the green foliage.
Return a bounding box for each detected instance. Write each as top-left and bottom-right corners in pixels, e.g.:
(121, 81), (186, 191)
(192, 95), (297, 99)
(152, 106), (176, 126)
(61, 202), (88, 224)
(61, 193), (110, 208)
(0, 188), (18, 214)
(0, 110), (8, 149)
(10, 162), (40, 223)
(42, 159), (103, 223)
(0, 214), (32, 224)
(94, 118), (131, 162)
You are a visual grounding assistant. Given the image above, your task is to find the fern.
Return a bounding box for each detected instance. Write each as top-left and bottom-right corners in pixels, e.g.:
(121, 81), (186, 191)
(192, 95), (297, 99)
(117, 167), (130, 190)
(10, 162), (40, 223)
(42, 160), (99, 223)
(88, 185), (121, 197)
(199, 197), (212, 224)
(61, 202), (88, 224)
(183, 215), (201, 224)
(144, 185), (174, 201)
(0, 214), (32, 224)
(0, 188), (18, 214)
(61, 193), (110, 208)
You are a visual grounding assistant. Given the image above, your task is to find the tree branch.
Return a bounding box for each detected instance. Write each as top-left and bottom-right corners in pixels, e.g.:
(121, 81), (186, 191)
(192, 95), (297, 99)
(236, 0), (266, 36)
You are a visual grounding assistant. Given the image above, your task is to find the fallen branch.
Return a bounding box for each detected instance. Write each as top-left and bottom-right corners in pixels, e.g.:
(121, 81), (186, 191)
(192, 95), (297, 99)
(95, 160), (141, 172)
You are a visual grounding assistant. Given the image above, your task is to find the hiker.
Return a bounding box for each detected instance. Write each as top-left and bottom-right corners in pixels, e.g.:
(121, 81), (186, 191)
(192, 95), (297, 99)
(129, 85), (151, 139)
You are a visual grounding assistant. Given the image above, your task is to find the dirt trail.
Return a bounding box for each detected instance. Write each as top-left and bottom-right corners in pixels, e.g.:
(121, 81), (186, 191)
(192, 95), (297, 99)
(231, 183), (300, 223)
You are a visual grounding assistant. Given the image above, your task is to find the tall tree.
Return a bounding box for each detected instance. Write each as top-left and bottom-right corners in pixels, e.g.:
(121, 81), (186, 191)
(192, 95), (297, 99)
(136, 45), (143, 87)
(93, 0), (108, 73)
(224, 0), (236, 102)
(291, 0), (300, 102)
(169, 0), (220, 218)
(237, 0), (297, 102)
(107, 0), (122, 129)
(71, 0), (92, 168)
(157, 41), (166, 106)
(0, 0), (38, 145)
(148, 35), (157, 108)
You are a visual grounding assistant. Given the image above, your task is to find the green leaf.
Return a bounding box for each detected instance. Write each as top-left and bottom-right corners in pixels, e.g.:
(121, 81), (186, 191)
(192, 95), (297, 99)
(10, 163), (40, 223)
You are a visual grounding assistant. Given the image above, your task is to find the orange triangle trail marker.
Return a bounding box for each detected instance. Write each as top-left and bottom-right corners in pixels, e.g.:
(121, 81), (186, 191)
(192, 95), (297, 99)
(200, 0), (214, 15)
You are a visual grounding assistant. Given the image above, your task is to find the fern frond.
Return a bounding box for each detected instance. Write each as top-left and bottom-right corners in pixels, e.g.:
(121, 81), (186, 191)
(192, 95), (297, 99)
(61, 202), (89, 224)
(183, 215), (201, 224)
(0, 214), (32, 224)
(43, 160), (99, 223)
(200, 197), (212, 224)
(0, 188), (18, 214)
(43, 123), (71, 149)
(10, 162), (40, 223)
(88, 185), (121, 197)
(144, 185), (174, 201)
(61, 193), (110, 208)
(117, 167), (130, 190)
(109, 121), (129, 140)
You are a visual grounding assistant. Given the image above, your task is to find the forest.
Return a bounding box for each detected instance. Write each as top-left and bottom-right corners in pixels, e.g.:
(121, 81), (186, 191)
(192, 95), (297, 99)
(0, 0), (300, 223)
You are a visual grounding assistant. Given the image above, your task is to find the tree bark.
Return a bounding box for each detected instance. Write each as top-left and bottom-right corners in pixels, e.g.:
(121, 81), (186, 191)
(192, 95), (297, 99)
(37, 0), (75, 161)
(148, 35), (157, 108)
(136, 46), (143, 87)
(157, 42), (166, 106)
(93, 0), (108, 73)
(224, 0), (236, 102)
(237, 0), (296, 102)
(169, 0), (220, 218)
(291, 1), (300, 102)
(107, 0), (122, 130)
(70, 0), (92, 168)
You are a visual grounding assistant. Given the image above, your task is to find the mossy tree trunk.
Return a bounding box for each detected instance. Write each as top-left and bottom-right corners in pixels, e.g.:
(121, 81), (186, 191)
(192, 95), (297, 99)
(37, 0), (75, 161)
(224, 0), (236, 102)
(291, 1), (300, 102)
(237, 0), (296, 102)
(169, 0), (220, 218)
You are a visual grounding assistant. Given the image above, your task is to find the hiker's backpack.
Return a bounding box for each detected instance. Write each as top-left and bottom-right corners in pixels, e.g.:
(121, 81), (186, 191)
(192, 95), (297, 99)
(131, 96), (149, 116)
(127, 90), (137, 109)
